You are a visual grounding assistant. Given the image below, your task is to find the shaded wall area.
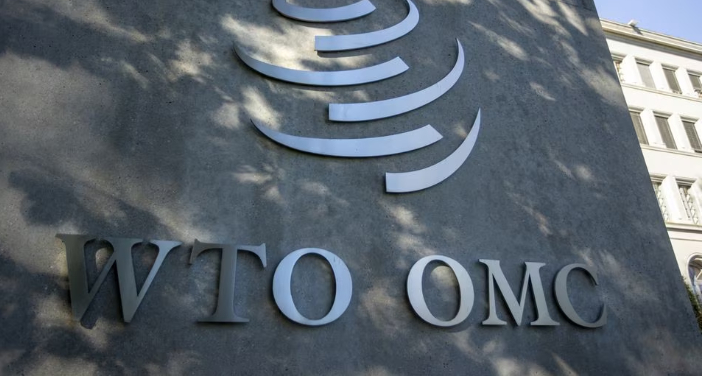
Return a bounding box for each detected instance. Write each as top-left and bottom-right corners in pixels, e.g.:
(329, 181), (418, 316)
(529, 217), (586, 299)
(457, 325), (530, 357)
(0, 0), (701, 374)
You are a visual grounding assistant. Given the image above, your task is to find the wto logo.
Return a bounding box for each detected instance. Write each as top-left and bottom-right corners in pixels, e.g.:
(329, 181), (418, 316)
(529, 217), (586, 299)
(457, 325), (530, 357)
(234, 0), (482, 193)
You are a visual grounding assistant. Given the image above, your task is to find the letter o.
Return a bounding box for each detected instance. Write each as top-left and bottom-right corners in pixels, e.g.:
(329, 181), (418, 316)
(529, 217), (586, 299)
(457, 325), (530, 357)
(407, 255), (474, 327)
(272, 248), (352, 326)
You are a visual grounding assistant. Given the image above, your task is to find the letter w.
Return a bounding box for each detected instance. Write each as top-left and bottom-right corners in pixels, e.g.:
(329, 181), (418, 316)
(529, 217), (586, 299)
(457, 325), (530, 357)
(57, 234), (180, 323)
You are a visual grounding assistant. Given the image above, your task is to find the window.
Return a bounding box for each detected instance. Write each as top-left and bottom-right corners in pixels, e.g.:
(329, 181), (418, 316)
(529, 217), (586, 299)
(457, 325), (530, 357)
(663, 68), (681, 94)
(682, 120), (702, 153)
(690, 73), (702, 97)
(678, 184), (700, 225)
(652, 181), (670, 221)
(689, 256), (702, 306)
(654, 115), (677, 149)
(637, 62), (656, 88)
(629, 110), (648, 144)
(612, 57), (624, 82)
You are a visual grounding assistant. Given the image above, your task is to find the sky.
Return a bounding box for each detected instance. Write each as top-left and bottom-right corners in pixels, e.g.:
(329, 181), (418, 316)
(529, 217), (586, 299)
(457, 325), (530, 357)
(593, 0), (702, 43)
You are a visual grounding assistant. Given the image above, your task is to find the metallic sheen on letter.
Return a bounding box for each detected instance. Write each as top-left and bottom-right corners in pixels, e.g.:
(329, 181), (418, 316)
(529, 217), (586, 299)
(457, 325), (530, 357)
(272, 0), (375, 22)
(479, 260), (559, 326)
(235, 45), (408, 86)
(329, 39), (464, 121)
(273, 248), (352, 326)
(554, 264), (607, 328)
(190, 240), (267, 323)
(385, 108), (480, 193)
(315, 0), (419, 51)
(57, 234), (181, 323)
(252, 119), (442, 157)
(407, 255), (474, 327)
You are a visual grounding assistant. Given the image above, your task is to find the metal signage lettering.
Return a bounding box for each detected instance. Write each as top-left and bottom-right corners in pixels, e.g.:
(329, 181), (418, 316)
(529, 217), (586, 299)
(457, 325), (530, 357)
(386, 110), (482, 193)
(479, 259), (560, 326)
(189, 240), (267, 323)
(313, 0), (419, 52)
(55, 3), (612, 330)
(327, 39), (465, 122)
(554, 264), (607, 328)
(234, 46), (409, 86)
(407, 255), (475, 327)
(234, 0), (482, 193)
(57, 234), (181, 322)
(273, 248), (353, 326)
(272, 0), (376, 23)
(57, 235), (606, 329)
(252, 120), (443, 158)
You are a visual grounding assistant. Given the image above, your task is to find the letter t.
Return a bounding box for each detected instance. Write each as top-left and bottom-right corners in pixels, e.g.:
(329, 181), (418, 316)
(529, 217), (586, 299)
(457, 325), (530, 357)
(189, 240), (266, 323)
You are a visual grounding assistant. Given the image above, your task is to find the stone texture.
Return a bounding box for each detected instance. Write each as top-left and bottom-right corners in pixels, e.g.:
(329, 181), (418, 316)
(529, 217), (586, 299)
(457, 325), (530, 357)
(0, 0), (700, 374)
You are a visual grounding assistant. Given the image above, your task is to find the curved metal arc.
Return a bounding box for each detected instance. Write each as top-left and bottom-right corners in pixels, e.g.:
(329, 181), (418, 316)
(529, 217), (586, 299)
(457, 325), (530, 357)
(385, 108), (481, 193)
(272, 0), (376, 22)
(234, 45), (409, 86)
(315, 0), (419, 51)
(329, 39), (464, 122)
(252, 119), (443, 157)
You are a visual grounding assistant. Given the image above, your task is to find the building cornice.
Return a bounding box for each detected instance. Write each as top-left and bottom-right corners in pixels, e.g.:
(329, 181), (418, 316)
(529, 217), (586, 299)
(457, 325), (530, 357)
(666, 222), (703, 234)
(621, 83), (703, 103)
(641, 144), (703, 158)
(600, 19), (702, 55)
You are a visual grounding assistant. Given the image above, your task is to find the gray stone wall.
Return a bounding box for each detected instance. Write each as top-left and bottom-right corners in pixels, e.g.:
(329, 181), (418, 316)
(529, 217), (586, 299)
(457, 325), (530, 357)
(0, 0), (700, 374)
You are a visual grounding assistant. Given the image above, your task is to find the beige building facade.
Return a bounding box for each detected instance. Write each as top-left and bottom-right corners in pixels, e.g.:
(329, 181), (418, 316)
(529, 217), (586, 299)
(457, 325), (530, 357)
(602, 19), (702, 304)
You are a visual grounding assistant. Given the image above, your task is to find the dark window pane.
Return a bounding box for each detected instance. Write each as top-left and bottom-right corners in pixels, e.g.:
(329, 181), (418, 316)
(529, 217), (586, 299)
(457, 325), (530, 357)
(690, 74), (702, 97)
(679, 185), (700, 225)
(652, 182), (669, 221)
(629, 111), (648, 144)
(655, 116), (677, 149)
(682, 120), (702, 152)
(663, 68), (681, 94)
(637, 63), (655, 88)
(613, 59), (624, 81)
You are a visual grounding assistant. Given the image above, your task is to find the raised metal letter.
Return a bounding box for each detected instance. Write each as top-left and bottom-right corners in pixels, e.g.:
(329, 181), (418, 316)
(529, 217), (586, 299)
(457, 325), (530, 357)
(407, 255), (474, 327)
(315, 0), (419, 51)
(235, 45), (408, 86)
(385, 108), (481, 193)
(329, 39), (463, 121)
(554, 264), (607, 328)
(273, 248), (352, 326)
(272, 0), (375, 22)
(252, 119), (442, 157)
(189, 240), (266, 323)
(479, 259), (559, 326)
(57, 234), (181, 323)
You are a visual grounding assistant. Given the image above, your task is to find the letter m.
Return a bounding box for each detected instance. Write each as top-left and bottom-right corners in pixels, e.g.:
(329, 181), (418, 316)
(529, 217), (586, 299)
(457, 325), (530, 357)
(479, 259), (559, 326)
(57, 234), (180, 323)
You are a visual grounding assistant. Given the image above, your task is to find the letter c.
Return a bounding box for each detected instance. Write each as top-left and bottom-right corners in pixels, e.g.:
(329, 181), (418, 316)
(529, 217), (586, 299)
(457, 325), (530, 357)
(554, 264), (606, 328)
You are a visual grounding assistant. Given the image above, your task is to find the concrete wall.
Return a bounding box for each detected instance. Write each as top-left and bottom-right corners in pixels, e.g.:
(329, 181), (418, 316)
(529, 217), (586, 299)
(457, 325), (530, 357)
(0, 0), (701, 375)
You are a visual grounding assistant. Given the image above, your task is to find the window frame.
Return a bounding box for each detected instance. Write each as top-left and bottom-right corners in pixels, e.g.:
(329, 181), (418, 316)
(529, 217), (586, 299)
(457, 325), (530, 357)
(680, 117), (702, 153)
(628, 108), (648, 145)
(677, 179), (701, 225)
(662, 66), (682, 94)
(689, 72), (702, 98)
(636, 59), (656, 88)
(688, 254), (702, 307)
(653, 112), (677, 149)
(651, 176), (670, 222)
(611, 54), (625, 82)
